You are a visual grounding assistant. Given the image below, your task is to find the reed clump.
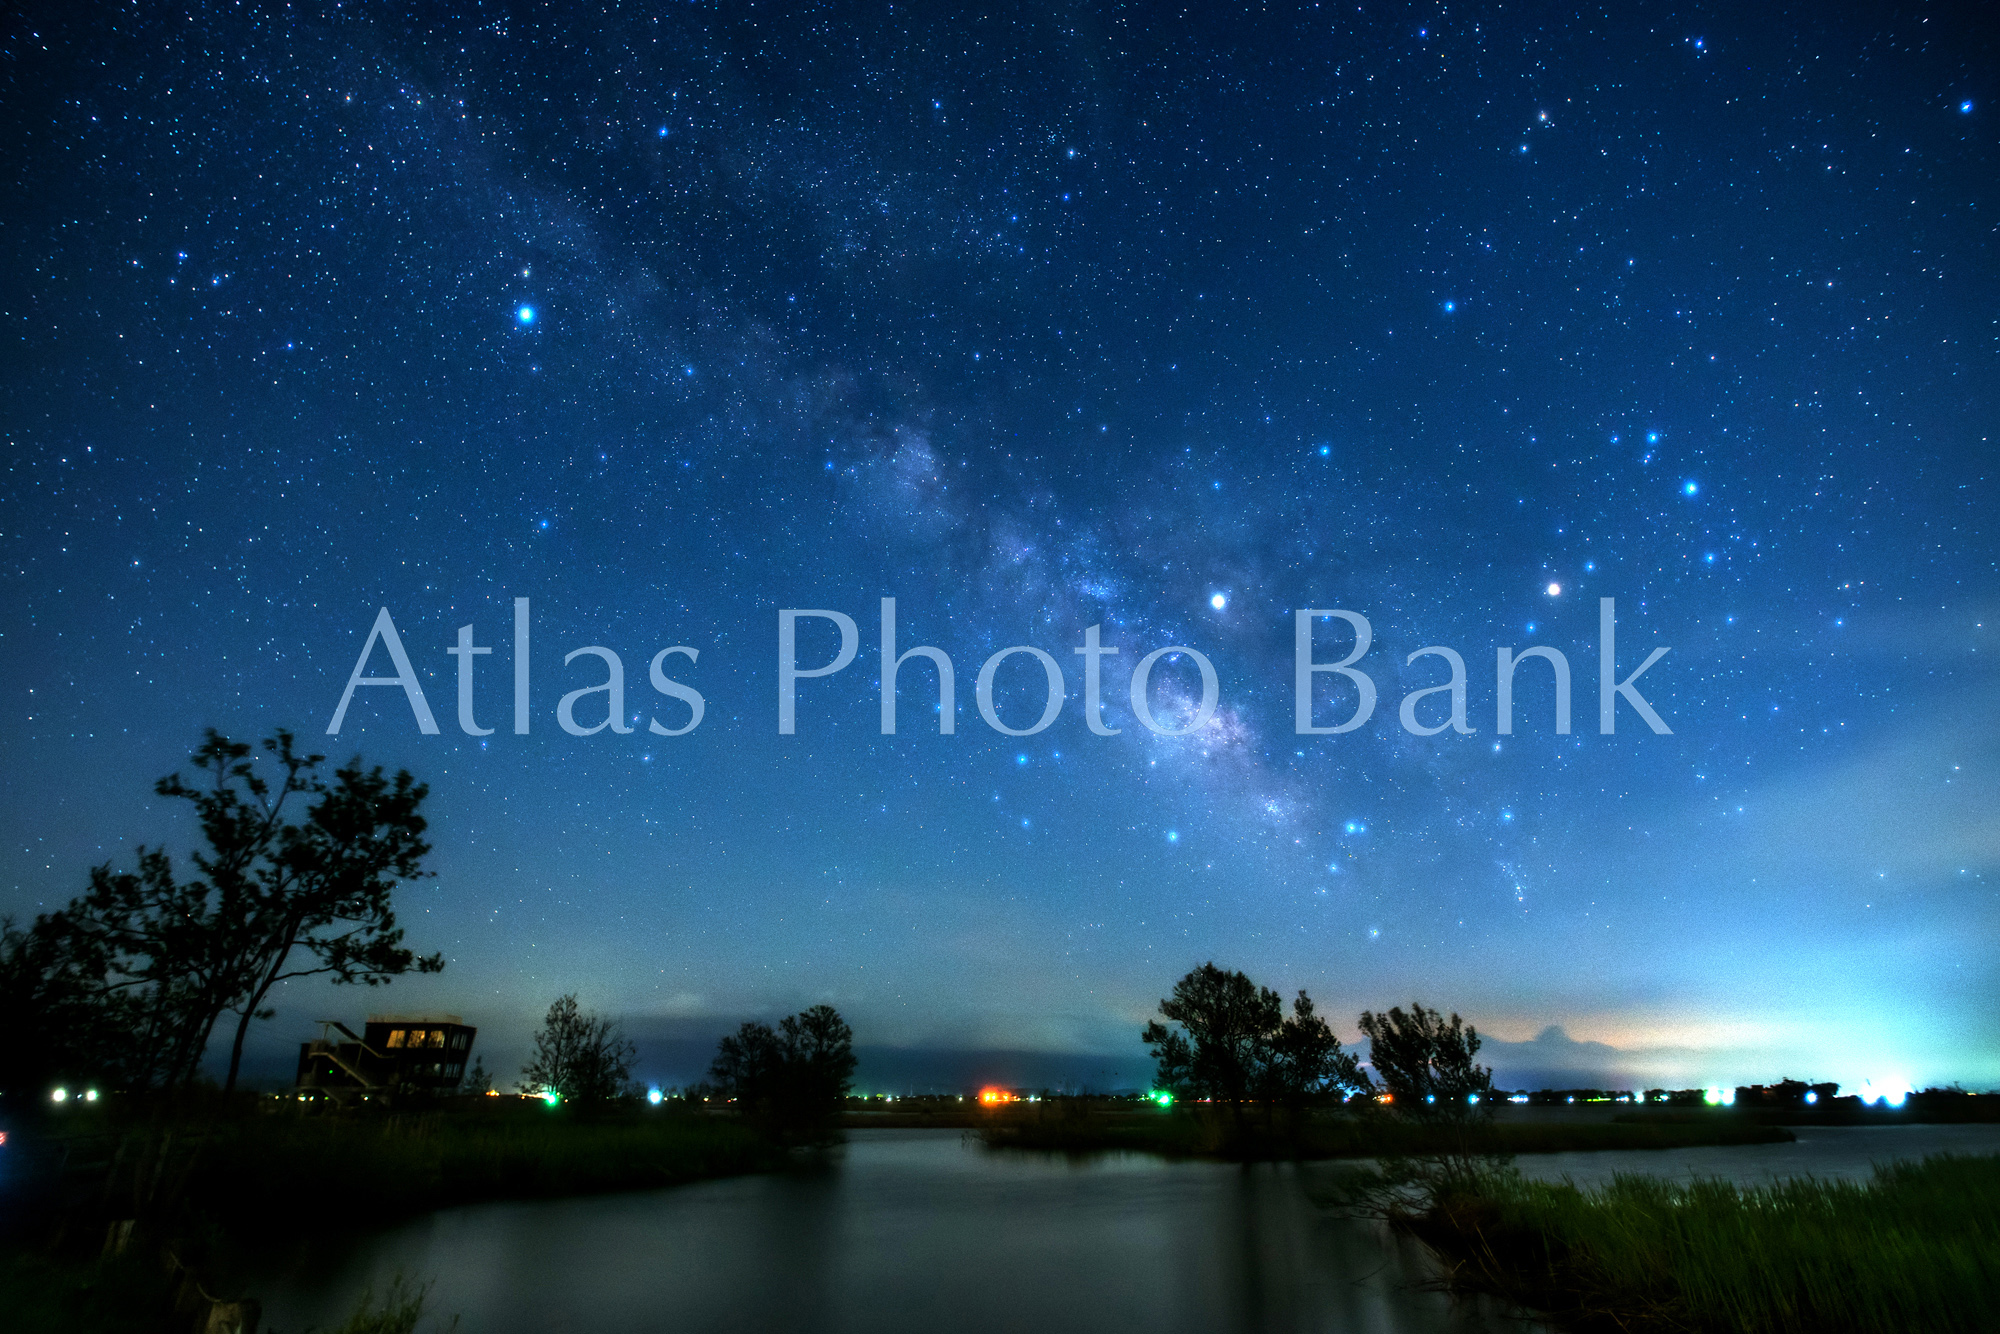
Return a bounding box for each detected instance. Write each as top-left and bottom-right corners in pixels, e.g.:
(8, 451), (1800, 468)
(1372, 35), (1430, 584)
(1402, 1152), (2000, 1332)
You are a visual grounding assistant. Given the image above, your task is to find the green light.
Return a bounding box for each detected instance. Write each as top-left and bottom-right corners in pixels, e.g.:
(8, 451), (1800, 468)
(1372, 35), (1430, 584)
(540, 1088), (560, 1106)
(1151, 1090), (1173, 1107)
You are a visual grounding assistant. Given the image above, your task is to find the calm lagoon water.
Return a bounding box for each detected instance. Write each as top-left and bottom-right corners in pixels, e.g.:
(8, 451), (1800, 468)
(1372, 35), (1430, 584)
(1507, 1122), (2000, 1190)
(255, 1128), (1514, 1334)
(256, 1123), (2000, 1334)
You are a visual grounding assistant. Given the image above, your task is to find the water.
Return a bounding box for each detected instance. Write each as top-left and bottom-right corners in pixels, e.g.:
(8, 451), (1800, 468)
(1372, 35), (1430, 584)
(255, 1129), (1514, 1334)
(255, 1124), (2000, 1333)
(1507, 1122), (2000, 1190)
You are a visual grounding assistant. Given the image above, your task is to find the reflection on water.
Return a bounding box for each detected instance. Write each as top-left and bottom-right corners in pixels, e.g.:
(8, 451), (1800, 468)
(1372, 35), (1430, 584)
(257, 1129), (1515, 1334)
(260, 1124), (2000, 1332)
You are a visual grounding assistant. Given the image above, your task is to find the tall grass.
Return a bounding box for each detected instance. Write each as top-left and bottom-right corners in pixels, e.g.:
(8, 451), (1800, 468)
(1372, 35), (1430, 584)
(1413, 1153), (2000, 1332)
(316, 1275), (443, 1334)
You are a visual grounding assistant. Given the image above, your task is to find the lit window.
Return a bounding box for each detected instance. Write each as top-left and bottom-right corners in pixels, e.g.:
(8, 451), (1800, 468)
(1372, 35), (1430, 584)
(429, 1030), (446, 1048)
(386, 1030), (406, 1048)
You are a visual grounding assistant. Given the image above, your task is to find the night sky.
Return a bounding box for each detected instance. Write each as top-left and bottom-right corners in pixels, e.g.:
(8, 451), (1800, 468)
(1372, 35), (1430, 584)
(3, 1), (1995, 1094)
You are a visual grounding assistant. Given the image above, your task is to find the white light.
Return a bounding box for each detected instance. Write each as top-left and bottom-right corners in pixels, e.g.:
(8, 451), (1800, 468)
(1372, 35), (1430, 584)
(1546, 582), (1561, 596)
(84, 1089), (99, 1103)
(1210, 593), (1226, 610)
(647, 1088), (664, 1105)
(1804, 1091), (1818, 1105)
(51, 1088), (67, 1103)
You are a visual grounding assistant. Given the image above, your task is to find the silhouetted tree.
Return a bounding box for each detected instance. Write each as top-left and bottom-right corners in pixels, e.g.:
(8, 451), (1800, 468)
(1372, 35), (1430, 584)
(1357, 1002), (1493, 1117)
(1143, 964), (1367, 1133)
(1260, 991), (1370, 1120)
(0, 915), (147, 1099)
(1142, 963), (1280, 1122)
(10, 730), (441, 1094)
(522, 994), (636, 1105)
(709, 1004), (856, 1140)
(180, 733), (440, 1090)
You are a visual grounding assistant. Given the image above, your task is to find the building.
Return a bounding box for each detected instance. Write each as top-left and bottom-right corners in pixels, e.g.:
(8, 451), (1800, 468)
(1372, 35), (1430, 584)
(296, 1014), (478, 1103)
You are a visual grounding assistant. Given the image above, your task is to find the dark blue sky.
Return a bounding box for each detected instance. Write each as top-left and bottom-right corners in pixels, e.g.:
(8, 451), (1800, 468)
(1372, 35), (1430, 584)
(3, 0), (1994, 1094)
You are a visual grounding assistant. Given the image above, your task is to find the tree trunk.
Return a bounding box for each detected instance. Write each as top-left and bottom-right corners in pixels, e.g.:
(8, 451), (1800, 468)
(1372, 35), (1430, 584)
(223, 935), (299, 1092)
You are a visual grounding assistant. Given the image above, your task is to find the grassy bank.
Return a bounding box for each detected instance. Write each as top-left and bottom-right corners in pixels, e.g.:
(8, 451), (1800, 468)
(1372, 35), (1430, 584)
(1394, 1152), (2000, 1332)
(1, 1099), (784, 1331)
(978, 1106), (1793, 1159)
(193, 1102), (784, 1223)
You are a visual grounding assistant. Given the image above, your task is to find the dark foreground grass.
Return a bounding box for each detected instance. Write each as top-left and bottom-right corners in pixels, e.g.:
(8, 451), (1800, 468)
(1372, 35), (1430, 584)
(1398, 1152), (2000, 1333)
(979, 1108), (1792, 1160)
(1, 1101), (783, 1331)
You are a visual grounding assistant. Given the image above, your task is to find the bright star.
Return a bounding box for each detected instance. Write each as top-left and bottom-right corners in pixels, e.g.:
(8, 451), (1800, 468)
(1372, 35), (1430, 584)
(1961, 100), (1974, 114)
(1443, 300), (1456, 313)
(1546, 582), (1561, 596)
(1210, 593), (1226, 610)
(1683, 480), (1700, 496)
(516, 305), (536, 325)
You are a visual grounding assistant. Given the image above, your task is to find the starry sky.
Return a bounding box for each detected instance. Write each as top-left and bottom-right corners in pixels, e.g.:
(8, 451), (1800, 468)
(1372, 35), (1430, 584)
(3, 1), (1995, 1094)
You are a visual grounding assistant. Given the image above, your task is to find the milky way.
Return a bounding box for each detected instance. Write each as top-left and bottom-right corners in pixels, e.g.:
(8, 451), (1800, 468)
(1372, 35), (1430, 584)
(2, 2), (1994, 1091)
